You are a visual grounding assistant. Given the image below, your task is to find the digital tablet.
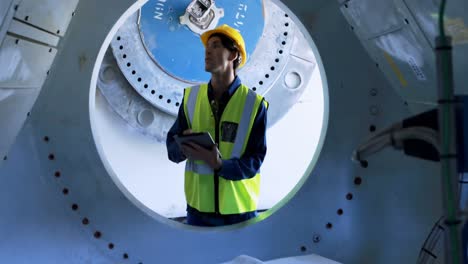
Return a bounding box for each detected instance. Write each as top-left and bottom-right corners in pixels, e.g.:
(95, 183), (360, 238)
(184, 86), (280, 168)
(174, 132), (216, 150)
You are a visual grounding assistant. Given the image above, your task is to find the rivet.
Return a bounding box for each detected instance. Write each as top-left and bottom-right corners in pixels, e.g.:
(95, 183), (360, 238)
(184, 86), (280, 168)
(94, 231), (102, 239)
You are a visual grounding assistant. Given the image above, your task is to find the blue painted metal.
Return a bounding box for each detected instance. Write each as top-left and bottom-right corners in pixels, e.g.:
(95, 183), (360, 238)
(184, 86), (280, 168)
(139, 0), (265, 83)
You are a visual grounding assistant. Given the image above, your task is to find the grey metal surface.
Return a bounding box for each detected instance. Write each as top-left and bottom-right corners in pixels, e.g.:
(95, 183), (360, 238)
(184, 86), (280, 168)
(0, 121), (118, 264)
(0, 0), (18, 45)
(0, 0), (450, 263)
(97, 47), (175, 141)
(9, 19), (60, 46)
(0, 35), (56, 88)
(402, 0), (468, 105)
(0, 34), (56, 162)
(0, 87), (40, 163)
(0, 0), (14, 28)
(110, 12), (188, 116)
(340, 0), (468, 116)
(14, 0), (78, 36)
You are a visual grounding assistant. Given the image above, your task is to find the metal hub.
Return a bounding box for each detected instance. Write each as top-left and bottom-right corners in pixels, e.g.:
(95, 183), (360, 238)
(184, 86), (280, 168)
(138, 0), (264, 83)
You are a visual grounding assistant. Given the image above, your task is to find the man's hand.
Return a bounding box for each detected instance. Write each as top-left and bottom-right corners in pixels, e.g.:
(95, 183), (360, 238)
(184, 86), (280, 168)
(182, 129), (193, 135)
(181, 142), (222, 170)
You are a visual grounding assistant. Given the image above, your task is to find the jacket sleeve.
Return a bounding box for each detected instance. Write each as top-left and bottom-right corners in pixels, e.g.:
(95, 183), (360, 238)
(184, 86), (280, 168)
(166, 97), (188, 163)
(218, 100), (268, 181)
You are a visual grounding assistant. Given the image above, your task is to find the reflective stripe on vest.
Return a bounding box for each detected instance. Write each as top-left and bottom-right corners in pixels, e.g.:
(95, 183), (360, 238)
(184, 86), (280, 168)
(186, 85), (200, 124)
(231, 90), (257, 158)
(186, 160), (213, 175)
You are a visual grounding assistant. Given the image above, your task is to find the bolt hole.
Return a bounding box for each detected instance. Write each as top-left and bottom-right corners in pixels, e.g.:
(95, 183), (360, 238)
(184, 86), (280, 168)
(15, 39), (19, 44)
(48, 154), (55, 160)
(346, 193), (354, 200)
(27, 112), (31, 116)
(369, 125), (376, 132)
(72, 11), (75, 16)
(123, 253), (129, 259)
(259, 81), (263, 85)
(82, 218), (89, 225)
(44, 136), (49, 142)
(144, 84), (148, 88)
(284, 32), (288, 36)
(94, 231), (102, 239)
(279, 50), (283, 54)
(167, 99), (171, 104)
(354, 177), (362, 186)
(376, 63), (379, 68)
(56, 30), (60, 34)
(285, 13), (289, 17)
(25, 16), (29, 21)
(404, 18), (409, 24)
(108, 243), (114, 250)
(62, 188), (69, 195)
(71, 204), (78, 211)
(285, 22), (289, 27)
(282, 41), (286, 45)
(326, 223), (333, 229)
(337, 209), (344, 215)
(49, 48), (52, 53)
(117, 36), (121, 41)
(265, 74), (269, 78)
(54, 171), (61, 178)
(360, 160), (368, 168)
(3, 156), (7, 161)
(275, 58), (280, 63)
(176, 102), (180, 107)
(123, 54), (127, 59)
(159, 95), (163, 99)
(127, 63), (131, 67)
(345, 3), (348, 8)
(271, 66), (275, 71)
(119, 45), (123, 50)
(47, 70), (50, 75)
(151, 90), (155, 95)
(132, 70), (136, 75)
(137, 77), (142, 82)
(252, 87), (257, 91)
(14, 5), (18, 11)
(300, 246), (306, 252)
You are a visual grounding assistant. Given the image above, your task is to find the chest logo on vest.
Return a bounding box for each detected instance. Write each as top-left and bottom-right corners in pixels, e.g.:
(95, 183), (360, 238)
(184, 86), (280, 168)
(221, 121), (238, 143)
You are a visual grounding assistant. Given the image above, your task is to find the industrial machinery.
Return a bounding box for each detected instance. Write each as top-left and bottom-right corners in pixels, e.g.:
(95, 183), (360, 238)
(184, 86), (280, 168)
(1, 0), (468, 263)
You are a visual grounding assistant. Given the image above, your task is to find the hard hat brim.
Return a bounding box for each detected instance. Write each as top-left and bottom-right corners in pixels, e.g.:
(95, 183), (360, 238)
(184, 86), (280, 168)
(200, 27), (247, 69)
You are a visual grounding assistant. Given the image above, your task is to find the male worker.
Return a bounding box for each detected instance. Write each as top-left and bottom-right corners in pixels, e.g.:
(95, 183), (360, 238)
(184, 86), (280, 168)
(166, 24), (268, 226)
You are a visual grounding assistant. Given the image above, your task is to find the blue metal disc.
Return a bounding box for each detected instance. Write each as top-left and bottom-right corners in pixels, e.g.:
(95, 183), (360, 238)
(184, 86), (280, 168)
(139, 0), (265, 83)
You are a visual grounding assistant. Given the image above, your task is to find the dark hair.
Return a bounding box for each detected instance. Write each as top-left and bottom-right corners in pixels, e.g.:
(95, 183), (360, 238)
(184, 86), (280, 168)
(209, 33), (242, 70)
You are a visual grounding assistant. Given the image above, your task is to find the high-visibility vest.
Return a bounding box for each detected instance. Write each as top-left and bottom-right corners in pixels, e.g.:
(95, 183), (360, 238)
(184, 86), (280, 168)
(183, 83), (265, 214)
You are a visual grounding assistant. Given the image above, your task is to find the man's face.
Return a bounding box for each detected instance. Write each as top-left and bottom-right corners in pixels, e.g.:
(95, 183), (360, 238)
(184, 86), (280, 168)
(205, 36), (235, 74)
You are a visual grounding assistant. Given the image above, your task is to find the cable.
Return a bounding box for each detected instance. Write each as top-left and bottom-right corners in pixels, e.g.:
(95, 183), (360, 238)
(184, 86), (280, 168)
(352, 126), (440, 162)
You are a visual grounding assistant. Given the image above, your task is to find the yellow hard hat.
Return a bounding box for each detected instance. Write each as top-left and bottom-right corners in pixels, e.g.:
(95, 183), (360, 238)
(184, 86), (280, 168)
(200, 24), (247, 69)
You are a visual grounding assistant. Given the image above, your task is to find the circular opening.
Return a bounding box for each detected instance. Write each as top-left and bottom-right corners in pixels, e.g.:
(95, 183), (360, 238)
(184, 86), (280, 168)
(100, 65), (116, 83)
(284, 71), (302, 89)
(90, 0), (328, 229)
(354, 177), (363, 185)
(137, 109), (154, 128)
